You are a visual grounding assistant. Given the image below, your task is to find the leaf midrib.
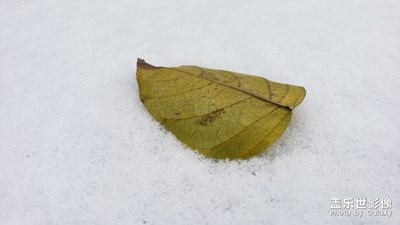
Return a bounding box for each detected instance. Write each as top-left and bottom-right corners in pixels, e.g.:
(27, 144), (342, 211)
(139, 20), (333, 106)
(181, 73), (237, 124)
(171, 67), (293, 110)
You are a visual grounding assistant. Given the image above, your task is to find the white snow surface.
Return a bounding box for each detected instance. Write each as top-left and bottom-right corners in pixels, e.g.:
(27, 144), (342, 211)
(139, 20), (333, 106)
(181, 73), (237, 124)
(1, 0), (399, 224)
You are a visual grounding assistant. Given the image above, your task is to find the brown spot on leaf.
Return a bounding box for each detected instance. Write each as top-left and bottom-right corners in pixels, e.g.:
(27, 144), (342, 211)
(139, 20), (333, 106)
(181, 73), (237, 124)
(174, 111), (181, 119)
(199, 109), (225, 126)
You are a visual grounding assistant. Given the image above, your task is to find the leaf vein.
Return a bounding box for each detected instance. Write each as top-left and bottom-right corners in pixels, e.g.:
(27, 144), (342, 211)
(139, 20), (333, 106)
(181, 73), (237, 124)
(210, 107), (280, 150)
(144, 83), (212, 100)
(162, 97), (252, 121)
(243, 112), (291, 158)
(172, 68), (291, 109)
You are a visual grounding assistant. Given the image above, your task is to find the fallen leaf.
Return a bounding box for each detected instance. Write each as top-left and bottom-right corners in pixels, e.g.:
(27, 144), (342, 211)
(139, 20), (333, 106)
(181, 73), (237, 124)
(136, 59), (306, 159)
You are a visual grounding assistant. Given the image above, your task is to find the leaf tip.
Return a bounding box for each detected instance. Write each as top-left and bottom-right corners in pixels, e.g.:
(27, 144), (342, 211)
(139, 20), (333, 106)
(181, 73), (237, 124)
(295, 86), (307, 108)
(137, 58), (158, 70)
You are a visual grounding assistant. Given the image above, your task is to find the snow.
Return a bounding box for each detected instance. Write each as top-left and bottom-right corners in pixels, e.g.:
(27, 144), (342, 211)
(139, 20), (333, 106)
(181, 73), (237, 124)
(1, 0), (399, 224)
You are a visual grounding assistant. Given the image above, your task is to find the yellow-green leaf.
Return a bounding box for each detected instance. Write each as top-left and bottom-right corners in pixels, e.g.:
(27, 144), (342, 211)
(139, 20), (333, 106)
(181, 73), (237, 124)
(136, 59), (306, 159)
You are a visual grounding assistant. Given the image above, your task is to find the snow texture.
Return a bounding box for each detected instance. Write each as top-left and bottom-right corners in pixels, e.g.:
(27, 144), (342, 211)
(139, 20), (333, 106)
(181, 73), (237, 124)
(1, 0), (399, 224)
